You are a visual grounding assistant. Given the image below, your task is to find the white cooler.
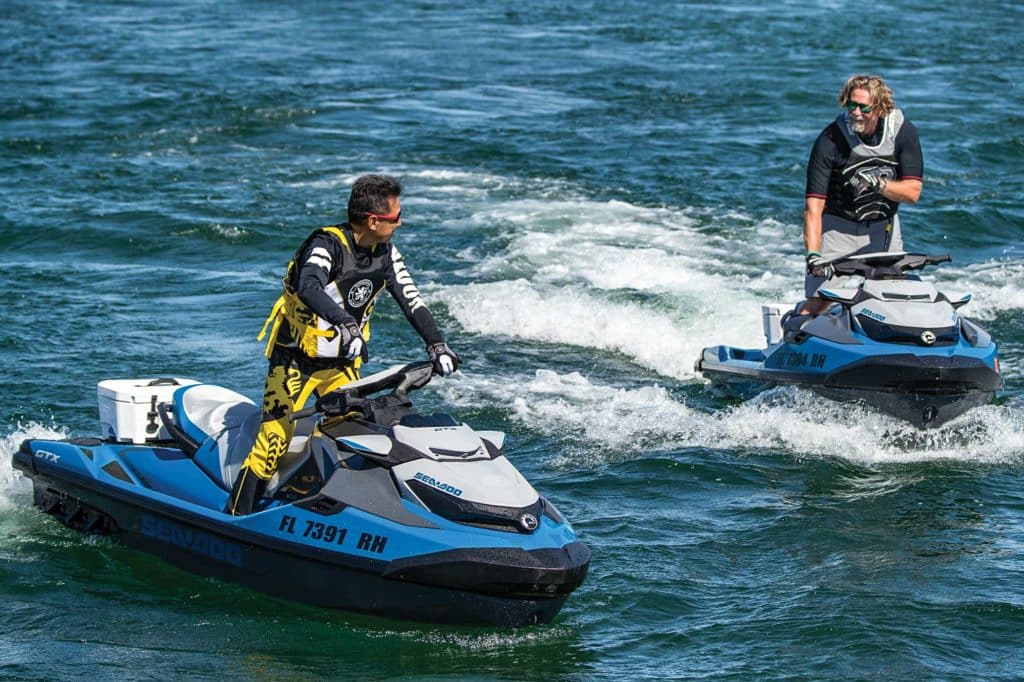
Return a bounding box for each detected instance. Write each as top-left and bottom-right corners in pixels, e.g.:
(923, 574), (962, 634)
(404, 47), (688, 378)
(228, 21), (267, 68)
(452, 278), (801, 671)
(98, 377), (199, 443)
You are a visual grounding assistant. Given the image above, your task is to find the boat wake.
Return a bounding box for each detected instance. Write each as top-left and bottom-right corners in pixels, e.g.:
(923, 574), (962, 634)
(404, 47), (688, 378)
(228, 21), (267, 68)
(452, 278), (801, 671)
(438, 371), (1024, 468)
(399, 171), (1024, 468)
(1, 423), (65, 512)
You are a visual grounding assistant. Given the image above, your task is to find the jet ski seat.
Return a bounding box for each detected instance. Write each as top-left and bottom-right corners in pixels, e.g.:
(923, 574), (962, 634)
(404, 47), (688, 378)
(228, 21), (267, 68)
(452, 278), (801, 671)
(170, 384), (313, 493)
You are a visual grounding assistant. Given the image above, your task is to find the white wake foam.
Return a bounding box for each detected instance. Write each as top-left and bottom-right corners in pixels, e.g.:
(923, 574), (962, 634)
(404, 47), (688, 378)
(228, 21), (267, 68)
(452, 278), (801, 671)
(928, 256), (1024, 320)
(1, 423), (67, 511)
(461, 198), (798, 290)
(443, 279), (741, 380)
(707, 387), (1024, 465)
(421, 191), (808, 381)
(436, 370), (1024, 469)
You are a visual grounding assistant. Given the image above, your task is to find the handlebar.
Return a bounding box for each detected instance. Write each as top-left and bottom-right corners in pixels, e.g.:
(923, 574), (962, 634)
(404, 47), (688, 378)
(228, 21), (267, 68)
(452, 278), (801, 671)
(289, 404), (319, 421)
(288, 360), (436, 422)
(830, 253), (951, 279)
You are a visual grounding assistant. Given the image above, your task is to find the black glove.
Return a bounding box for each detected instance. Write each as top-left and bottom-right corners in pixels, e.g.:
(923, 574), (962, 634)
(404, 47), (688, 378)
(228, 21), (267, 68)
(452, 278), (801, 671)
(315, 391), (367, 418)
(806, 252), (834, 279)
(315, 391), (351, 416)
(847, 169), (885, 195)
(426, 342), (461, 376)
(338, 321), (365, 362)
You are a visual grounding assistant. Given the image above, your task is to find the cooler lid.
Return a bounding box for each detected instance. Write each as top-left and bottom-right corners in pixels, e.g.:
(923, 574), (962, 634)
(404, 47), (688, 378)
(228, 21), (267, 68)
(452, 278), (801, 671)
(97, 377), (199, 403)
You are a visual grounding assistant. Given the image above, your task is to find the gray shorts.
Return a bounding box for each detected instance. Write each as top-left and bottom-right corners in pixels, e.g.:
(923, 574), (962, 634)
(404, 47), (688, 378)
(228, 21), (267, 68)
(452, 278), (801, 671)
(805, 213), (903, 297)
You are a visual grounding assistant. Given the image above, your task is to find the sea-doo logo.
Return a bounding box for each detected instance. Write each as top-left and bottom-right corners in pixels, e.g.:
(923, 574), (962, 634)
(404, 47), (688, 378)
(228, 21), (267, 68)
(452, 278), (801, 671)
(519, 513), (539, 532)
(920, 330), (936, 345)
(861, 308), (886, 322)
(413, 472), (463, 497)
(35, 450), (61, 463)
(347, 279), (374, 307)
(140, 515), (242, 566)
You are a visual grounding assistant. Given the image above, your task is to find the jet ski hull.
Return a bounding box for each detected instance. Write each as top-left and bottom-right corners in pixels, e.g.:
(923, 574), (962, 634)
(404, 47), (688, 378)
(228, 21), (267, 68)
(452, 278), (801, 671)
(697, 342), (1002, 429)
(13, 439), (589, 627)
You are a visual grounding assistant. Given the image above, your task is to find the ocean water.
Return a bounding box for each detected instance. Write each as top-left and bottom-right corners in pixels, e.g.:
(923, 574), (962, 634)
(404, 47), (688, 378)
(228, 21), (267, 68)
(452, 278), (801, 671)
(2, 0), (1023, 679)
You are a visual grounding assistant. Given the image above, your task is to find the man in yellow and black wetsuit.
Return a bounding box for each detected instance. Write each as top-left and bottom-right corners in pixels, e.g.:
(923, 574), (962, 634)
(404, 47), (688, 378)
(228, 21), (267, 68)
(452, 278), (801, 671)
(226, 174), (461, 515)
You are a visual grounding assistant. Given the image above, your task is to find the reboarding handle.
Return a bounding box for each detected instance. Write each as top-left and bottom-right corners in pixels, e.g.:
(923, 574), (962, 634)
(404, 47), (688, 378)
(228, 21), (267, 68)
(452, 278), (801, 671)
(831, 252), (951, 280)
(289, 361), (435, 422)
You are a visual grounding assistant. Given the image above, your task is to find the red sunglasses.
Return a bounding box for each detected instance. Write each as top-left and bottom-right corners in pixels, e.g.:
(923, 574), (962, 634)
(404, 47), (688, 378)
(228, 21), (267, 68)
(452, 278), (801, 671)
(364, 209), (402, 222)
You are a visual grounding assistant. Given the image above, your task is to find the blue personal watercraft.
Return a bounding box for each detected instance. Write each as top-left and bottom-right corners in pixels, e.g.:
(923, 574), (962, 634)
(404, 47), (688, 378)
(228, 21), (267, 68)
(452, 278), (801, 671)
(695, 253), (1003, 428)
(13, 361), (590, 627)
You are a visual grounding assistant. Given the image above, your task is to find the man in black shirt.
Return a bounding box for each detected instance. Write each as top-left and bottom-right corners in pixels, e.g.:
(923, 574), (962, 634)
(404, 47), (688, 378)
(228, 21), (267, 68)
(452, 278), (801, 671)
(802, 74), (924, 313)
(226, 174), (461, 515)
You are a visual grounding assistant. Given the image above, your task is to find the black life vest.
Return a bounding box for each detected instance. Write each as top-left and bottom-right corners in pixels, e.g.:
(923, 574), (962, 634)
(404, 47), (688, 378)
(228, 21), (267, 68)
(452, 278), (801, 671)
(258, 225), (387, 359)
(826, 109), (904, 222)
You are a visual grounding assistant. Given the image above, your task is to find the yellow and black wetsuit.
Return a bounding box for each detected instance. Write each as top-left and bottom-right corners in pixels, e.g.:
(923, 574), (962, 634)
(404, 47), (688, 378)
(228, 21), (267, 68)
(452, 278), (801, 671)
(227, 224), (445, 515)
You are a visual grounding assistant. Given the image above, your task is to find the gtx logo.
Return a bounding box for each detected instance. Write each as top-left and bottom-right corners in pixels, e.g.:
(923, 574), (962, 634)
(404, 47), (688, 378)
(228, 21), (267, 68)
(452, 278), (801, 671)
(36, 450), (60, 463)
(920, 330), (936, 345)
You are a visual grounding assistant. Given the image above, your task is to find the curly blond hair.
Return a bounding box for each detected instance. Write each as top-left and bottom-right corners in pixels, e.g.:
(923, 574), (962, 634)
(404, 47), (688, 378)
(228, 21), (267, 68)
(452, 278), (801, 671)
(838, 75), (895, 117)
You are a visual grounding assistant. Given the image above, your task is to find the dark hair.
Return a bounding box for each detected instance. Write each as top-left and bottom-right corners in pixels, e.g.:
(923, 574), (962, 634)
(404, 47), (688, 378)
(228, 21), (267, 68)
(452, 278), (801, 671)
(347, 174), (402, 223)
